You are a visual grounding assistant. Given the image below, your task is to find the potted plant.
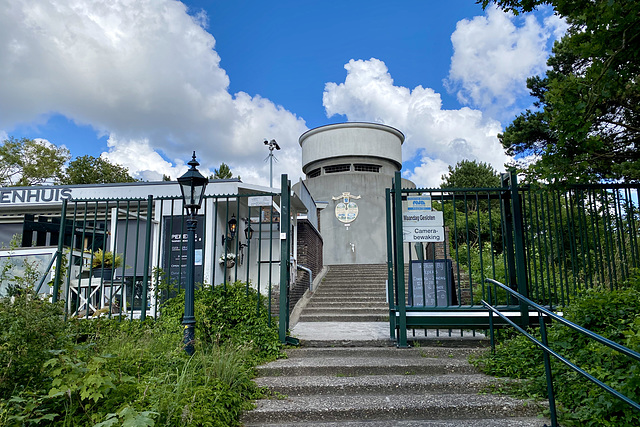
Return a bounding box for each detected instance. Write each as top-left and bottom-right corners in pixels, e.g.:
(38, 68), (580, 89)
(218, 253), (236, 269)
(91, 249), (123, 279)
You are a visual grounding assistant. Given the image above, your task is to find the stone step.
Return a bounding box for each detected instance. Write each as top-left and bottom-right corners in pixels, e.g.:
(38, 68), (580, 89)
(302, 307), (388, 315)
(242, 393), (544, 425)
(308, 296), (387, 303)
(247, 419), (549, 427)
(254, 373), (513, 396)
(306, 301), (388, 309)
(318, 280), (387, 289)
(284, 346), (483, 359)
(256, 355), (477, 377)
(298, 313), (389, 322)
(313, 288), (387, 295)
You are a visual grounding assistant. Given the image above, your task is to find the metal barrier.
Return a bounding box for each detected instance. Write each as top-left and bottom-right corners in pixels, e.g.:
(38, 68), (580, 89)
(482, 278), (640, 427)
(387, 169), (640, 347)
(44, 183), (292, 333)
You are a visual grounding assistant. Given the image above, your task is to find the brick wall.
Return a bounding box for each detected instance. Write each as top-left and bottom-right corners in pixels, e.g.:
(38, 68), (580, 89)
(270, 218), (324, 316)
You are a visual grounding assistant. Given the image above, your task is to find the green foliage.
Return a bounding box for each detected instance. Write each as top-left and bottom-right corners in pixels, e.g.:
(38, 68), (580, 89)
(159, 281), (281, 362)
(0, 137), (70, 186)
(0, 291), (67, 399)
(211, 163), (239, 180)
(486, 0), (640, 183)
(440, 160), (501, 189)
(91, 249), (124, 269)
(473, 274), (640, 425)
(0, 280), (282, 426)
(62, 155), (137, 185)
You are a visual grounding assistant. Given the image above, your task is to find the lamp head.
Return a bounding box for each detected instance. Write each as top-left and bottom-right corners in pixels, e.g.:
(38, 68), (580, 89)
(177, 151), (208, 216)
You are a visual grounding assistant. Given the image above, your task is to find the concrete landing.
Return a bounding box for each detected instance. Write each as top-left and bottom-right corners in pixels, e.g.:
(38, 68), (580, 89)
(291, 322), (487, 347)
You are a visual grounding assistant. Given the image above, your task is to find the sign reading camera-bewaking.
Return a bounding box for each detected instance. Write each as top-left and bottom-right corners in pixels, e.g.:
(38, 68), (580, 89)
(402, 196), (445, 242)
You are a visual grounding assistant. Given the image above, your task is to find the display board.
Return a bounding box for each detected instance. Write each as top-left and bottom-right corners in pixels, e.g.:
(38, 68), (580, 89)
(409, 259), (454, 307)
(162, 215), (204, 289)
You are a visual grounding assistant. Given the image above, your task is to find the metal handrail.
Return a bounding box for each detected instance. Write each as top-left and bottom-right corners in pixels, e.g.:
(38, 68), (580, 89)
(482, 278), (640, 427)
(34, 250), (59, 294)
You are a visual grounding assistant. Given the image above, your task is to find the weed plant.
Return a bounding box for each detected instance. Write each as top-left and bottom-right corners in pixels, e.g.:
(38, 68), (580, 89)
(0, 281), (282, 426)
(472, 273), (640, 426)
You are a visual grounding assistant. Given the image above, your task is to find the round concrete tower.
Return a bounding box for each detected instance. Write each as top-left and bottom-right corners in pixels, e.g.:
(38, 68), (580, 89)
(299, 122), (414, 265)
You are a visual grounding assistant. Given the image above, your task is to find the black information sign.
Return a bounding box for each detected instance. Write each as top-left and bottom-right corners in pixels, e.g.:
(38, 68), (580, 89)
(409, 259), (454, 307)
(163, 216), (204, 289)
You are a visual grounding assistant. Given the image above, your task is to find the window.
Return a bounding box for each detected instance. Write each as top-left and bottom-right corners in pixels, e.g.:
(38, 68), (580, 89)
(354, 164), (381, 173)
(324, 164), (351, 174)
(307, 168), (321, 178)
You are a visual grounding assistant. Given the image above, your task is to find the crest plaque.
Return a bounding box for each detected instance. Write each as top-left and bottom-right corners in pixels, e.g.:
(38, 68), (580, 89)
(332, 192), (361, 223)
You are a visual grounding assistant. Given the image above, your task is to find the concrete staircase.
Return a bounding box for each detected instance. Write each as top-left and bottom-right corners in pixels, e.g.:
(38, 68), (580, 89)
(243, 263), (549, 426)
(242, 344), (547, 426)
(299, 264), (389, 322)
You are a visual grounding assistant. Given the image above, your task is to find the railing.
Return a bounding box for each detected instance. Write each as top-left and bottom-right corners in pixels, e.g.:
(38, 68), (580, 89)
(482, 278), (640, 427)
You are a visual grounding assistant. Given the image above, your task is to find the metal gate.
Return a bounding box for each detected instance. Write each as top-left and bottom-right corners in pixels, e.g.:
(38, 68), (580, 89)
(387, 171), (640, 347)
(43, 175), (295, 343)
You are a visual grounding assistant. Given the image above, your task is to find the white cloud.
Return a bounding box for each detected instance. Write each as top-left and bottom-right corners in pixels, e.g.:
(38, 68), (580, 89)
(445, 6), (566, 115)
(0, 0), (307, 185)
(403, 157), (451, 189)
(323, 58), (510, 188)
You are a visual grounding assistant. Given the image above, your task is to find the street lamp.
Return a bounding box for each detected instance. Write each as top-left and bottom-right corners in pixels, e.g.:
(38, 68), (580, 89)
(177, 151), (208, 356)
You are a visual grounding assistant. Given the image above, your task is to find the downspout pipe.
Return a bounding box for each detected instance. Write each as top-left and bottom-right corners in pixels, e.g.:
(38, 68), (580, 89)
(297, 264), (313, 292)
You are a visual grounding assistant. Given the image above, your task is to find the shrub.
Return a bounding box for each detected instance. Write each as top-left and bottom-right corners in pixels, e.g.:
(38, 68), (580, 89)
(0, 280), (282, 426)
(159, 281), (281, 362)
(473, 275), (640, 426)
(0, 292), (67, 399)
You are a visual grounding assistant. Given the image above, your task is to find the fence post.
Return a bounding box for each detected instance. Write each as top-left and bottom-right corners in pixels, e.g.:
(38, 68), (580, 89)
(52, 199), (67, 303)
(508, 170), (529, 327)
(279, 174), (290, 344)
(385, 188), (396, 340)
(141, 195), (153, 321)
(393, 172), (409, 348)
(500, 173), (518, 300)
(539, 312), (558, 426)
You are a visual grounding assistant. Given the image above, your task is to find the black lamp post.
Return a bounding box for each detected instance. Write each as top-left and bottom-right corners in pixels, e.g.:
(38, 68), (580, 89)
(177, 151), (208, 356)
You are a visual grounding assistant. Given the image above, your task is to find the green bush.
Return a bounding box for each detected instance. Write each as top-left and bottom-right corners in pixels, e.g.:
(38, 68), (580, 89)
(472, 275), (640, 426)
(159, 281), (281, 362)
(0, 292), (67, 398)
(0, 281), (282, 426)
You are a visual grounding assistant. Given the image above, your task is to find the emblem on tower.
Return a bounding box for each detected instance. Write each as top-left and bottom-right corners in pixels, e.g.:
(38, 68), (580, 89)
(332, 192), (361, 223)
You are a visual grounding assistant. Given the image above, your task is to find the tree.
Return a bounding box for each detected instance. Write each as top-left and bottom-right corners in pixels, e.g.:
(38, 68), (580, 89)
(440, 160), (503, 256)
(62, 155), (137, 185)
(0, 137), (70, 186)
(211, 162), (239, 180)
(440, 160), (501, 189)
(484, 0), (640, 183)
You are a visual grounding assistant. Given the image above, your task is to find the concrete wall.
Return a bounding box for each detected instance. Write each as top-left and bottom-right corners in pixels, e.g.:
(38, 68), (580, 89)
(300, 122), (403, 173)
(299, 122), (414, 265)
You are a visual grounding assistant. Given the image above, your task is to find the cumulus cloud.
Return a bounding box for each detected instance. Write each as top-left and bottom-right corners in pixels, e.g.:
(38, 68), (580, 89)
(0, 0), (307, 185)
(445, 6), (566, 116)
(323, 58), (509, 188)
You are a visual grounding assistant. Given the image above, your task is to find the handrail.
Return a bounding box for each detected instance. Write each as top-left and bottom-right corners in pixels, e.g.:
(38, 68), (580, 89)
(34, 251), (59, 294)
(482, 278), (640, 427)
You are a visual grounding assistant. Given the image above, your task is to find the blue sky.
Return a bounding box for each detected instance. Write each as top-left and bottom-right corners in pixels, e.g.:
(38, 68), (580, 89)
(0, 1), (566, 187)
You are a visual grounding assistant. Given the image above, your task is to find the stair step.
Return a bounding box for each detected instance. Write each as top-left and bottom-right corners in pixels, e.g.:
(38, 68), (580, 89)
(298, 314), (389, 322)
(285, 346), (483, 359)
(247, 419), (549, 427)
(242, 394), (544, 424)
(256, 355), (476, 377)
(307, 302), (388, 309)
(255, 373), (512, 396)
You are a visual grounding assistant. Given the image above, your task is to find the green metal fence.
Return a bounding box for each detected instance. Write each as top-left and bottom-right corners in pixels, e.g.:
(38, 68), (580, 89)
(46, 179), (293, 340)
(387, 171), (640, 346)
